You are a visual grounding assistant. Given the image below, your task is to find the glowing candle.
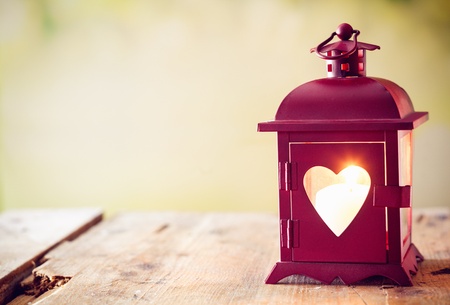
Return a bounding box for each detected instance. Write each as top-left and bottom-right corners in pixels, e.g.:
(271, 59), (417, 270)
(315, 166), (370, 236)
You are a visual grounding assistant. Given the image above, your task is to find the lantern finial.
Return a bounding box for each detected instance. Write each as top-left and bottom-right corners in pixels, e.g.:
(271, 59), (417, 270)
(311, 23), (380, 78)
(335, 23), (354, 41)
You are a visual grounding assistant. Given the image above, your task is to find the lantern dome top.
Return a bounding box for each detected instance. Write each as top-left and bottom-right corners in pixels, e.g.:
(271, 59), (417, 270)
(275, 77), (413, 121)
(257, 76), (428, 132)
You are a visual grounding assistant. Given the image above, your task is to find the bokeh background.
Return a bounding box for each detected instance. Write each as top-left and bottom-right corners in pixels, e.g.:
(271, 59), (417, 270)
(1, 0), (449, 216)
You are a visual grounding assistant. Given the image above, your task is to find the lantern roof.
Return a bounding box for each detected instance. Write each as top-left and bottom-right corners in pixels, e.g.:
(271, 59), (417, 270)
(258, 77), (428, 132)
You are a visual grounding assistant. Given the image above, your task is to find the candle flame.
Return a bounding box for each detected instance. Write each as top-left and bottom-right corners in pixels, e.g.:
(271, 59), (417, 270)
(341, 165), (363, 186)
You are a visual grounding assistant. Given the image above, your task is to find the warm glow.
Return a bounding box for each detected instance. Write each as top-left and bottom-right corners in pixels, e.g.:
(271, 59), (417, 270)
(341, 165), (362, 186)
(304, 165), (371, 237)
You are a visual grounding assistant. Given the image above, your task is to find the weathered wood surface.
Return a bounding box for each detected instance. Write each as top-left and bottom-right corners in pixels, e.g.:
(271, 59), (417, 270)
(0, 208), (102, 304)
(8, 208), (450, 305)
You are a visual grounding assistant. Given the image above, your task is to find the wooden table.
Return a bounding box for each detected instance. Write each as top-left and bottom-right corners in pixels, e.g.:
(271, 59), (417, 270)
(0, 208), (102, 304)
(1, 208), (449, 304)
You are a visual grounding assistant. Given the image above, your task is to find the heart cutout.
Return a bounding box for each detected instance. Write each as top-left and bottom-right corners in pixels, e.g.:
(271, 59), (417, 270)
(303, 166), (370, 236)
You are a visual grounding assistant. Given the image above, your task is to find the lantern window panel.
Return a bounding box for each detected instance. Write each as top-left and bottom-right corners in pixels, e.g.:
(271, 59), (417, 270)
(399, 132), (413, 250)
(304, 165), (371, 237)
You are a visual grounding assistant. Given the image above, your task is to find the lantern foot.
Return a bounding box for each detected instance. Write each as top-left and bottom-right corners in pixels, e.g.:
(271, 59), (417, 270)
(266, 243), (423, 286)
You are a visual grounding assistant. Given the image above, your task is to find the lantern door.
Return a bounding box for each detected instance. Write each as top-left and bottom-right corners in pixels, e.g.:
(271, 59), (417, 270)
(289, 142), (387, 263)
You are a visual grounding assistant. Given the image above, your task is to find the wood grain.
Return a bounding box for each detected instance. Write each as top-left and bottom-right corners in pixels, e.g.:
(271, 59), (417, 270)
(8, 208), (450, 305)
(0, 208), (102, 304)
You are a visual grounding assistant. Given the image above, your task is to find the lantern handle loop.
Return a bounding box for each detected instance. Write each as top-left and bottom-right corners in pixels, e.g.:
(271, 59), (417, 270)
(314, 30), (360, 60)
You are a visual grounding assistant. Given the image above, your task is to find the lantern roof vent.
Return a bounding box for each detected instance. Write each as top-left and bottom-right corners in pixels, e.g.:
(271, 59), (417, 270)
(311, 23), (380, 78)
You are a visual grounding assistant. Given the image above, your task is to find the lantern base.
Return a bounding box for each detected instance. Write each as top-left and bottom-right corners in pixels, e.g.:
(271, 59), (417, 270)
(266, 243), (423, 286)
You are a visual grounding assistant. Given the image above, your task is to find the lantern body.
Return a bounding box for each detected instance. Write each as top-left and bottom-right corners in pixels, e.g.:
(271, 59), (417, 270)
(258, 24), (428, 286)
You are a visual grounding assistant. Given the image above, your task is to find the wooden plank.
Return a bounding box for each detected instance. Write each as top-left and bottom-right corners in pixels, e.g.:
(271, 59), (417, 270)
(0, 208), (102, 304)
(8, 208), (450, 305)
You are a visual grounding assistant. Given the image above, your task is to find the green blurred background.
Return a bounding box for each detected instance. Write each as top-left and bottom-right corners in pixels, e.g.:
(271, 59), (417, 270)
(0, 0), (449, 216)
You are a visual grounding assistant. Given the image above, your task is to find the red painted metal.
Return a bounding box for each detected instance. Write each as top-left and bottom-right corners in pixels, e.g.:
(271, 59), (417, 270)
(258, 23), (428, 286)
(290, 142), (386, 263)
(373, 185), (412, 208)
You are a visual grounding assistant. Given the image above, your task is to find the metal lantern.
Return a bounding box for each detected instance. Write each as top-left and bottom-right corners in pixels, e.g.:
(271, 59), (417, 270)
(258, 23), (428, 286)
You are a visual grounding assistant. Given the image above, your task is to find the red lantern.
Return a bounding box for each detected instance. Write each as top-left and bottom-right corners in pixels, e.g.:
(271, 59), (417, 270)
(258, 23), (428, 286)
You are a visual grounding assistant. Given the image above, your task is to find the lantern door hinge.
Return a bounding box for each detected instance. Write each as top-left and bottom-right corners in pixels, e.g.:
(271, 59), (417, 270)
(278, 162), (298, 191)
(373, 185), (411, 208)
(280, 219), (300, 248)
